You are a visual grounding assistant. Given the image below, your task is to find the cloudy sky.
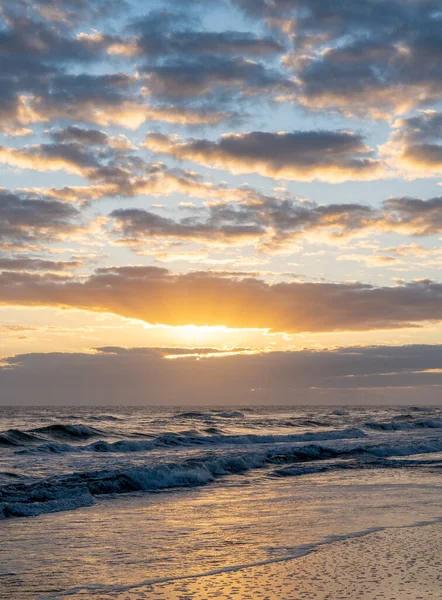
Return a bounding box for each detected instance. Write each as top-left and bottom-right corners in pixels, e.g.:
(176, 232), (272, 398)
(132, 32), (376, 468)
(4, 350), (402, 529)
(2, 0), (442, 404)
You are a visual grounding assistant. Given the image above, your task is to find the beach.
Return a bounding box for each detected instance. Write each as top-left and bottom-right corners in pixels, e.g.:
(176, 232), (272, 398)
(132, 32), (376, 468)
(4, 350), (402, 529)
(41, 523), (442, 599)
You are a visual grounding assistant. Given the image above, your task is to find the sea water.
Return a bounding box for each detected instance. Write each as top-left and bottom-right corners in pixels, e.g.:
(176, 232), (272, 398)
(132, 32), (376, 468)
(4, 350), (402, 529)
(1, 405), (442, 598)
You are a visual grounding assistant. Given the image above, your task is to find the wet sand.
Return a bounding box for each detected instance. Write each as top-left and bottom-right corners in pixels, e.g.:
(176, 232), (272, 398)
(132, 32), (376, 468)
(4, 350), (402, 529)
(56, 522), (442, 599)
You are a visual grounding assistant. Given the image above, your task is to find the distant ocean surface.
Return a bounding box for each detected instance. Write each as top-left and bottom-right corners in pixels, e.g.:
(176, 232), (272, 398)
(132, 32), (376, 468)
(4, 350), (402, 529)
(1, 405), (442, 598)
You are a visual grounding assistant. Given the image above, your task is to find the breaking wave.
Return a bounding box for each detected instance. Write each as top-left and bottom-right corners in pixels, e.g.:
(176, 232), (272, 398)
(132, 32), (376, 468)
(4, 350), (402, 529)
(3, 433), (442, 519)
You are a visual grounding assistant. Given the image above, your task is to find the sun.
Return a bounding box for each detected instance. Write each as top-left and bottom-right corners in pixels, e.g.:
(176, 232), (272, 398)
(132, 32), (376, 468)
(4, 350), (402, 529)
(176, 324), (233, 347)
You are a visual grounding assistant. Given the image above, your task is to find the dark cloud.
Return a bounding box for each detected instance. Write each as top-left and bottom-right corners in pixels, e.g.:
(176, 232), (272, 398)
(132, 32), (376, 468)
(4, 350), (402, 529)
(0, 13), (113, 63)
(3, 266), (442, 333)
(143, 56), (292, 101)
(131, 10), (283, 57)
(0, 190), (82, 248)
(3, 0), (127, 24)
(0, 257), (82, 272)
(145, 130), (384, 182)
(49, 126), (110, 145)
(109, 195), (376, 249)
(2, 344), (442, 405)
(0, 64), (145, 134)
(0, 134), (183, 203)
(233, 0), (442, 117)
(0, 131), (245, 204)
(131, 10), (290, 114)
(0, 3), (284, 133)
(4, 182), (442, 254)
(382, 111), (442, 176)
(110, 207), (264, 245)
(3, 0), (442, 133)
(382, 196), (442, 236)
(27, 72), (147, 130)
(0, 6), (140, 133)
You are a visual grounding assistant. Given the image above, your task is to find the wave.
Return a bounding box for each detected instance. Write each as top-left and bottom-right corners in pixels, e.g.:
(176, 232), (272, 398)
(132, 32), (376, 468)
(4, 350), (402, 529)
(215, 411), (245, 418)
(0, 471), (28, 479)
(292, 419), (332, 428)
(0, 429), (42, 447)
(364, 418), (442, 431)
(87, 415), (123, 422)
(15, 442), (77, 454)
(271, 453), (442, 479)
(3, 434), (442, 519)
(58, 414), (123, 422)
(0, 424), (107, 448)
(31, 424), (105, 440)
(16, 428), (367, 455)
(176, 411), (211, 419)
(5, 416), (442, 454)
(176, 410), (245, 419)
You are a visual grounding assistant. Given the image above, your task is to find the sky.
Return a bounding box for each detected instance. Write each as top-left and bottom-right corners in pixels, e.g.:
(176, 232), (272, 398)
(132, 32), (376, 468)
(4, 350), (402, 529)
(2, 0), (442, 404)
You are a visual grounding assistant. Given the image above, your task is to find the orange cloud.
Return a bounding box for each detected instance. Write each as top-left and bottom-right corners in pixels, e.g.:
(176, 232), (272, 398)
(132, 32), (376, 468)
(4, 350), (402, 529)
(2, 267), (442, 334)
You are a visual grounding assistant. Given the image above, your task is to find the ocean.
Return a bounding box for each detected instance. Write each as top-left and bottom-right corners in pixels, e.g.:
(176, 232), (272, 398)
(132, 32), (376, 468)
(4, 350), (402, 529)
(1, 405), (442, 599)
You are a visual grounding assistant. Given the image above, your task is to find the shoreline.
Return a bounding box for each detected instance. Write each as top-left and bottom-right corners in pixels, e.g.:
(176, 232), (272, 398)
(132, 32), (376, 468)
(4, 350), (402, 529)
(42, 520), (442, 599)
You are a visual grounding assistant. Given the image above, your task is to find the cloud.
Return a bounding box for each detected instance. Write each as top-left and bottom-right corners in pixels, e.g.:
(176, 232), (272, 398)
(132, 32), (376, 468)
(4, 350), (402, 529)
(4, 182), (442, 256)
(0, 5), (284, 134)
(381, 111), (442, 177)
(114, 190), (442, 248)
(24, 74), (148, 130)
(110, 207), (264, 246)
(3, 266), (442, 333)
(95, 345), (249, 357)
(4, 0), (442, 135)
(0, 131), (256, 204)
(49, 126), (111, 146)
(0, 257), (82, 271)
(381, 196), (442, 236)
(143, 56), (293, 101)
(143, 104), (240, 125)
(235, 0), (442, 118)
(131, 10), (290, 113)
(0, 129), (149, 192)
(130, 10), (283, 58)
(0, 142), (101, 176)
(145, 130), (384, 182)
(0, 6), (145, 133)
(0, 189), (83, 248)
(7, 0), (127, 24)
(7, 163), (442, 253)
(109, 195), (377, 250)
(0, 131), (226, 208)
(3, 343), (442, 404)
